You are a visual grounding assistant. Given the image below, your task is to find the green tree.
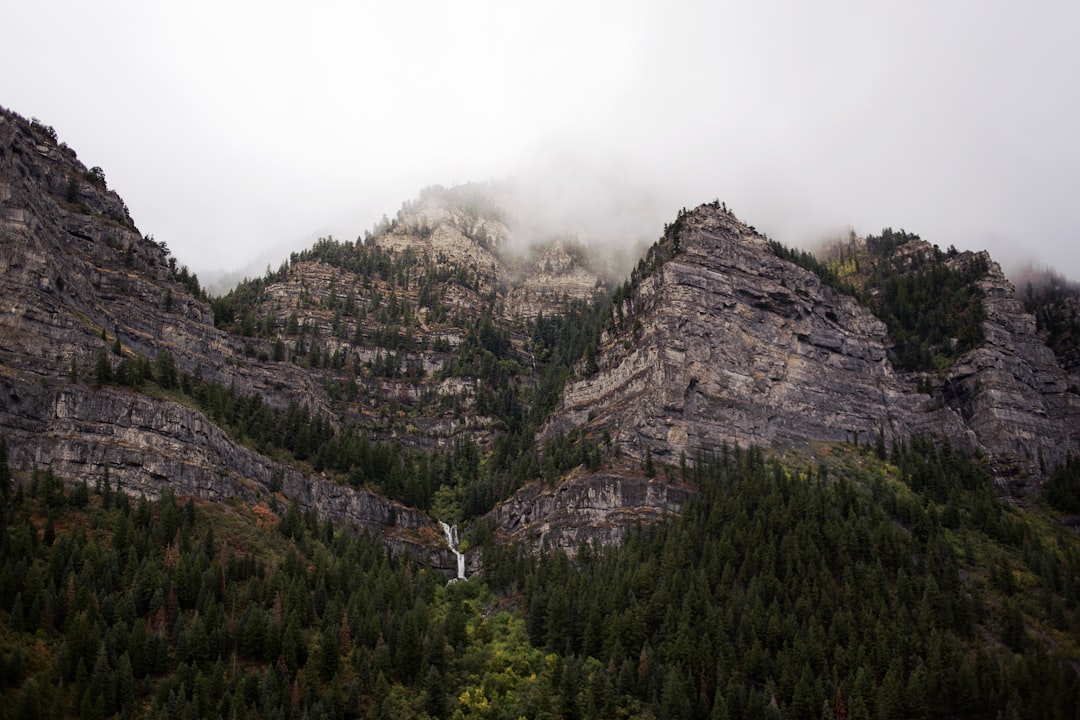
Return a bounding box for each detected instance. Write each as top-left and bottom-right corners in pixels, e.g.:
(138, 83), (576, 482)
(423, 665), (446, 718)
(154, 349), (177, 389)
(93, 350), (112, 387)
(0, 435), (11, 500)
(115, 652), (135, 712)
(89, 643), (116, 717)
(659, 665), (691, 720)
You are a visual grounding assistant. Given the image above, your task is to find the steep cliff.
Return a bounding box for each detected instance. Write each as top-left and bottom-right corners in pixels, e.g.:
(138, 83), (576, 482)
(541, 204), (1080, 493)
(0, 108), (464, 570)
(4, 105), (1078, 575)
(939, 256), (1080, 489)
(492, 461), (692, 556)
(545, 206), (944, 457)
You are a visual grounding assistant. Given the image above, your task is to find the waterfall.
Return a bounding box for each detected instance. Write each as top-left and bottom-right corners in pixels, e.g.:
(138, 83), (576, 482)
(439, 521), (466, 581)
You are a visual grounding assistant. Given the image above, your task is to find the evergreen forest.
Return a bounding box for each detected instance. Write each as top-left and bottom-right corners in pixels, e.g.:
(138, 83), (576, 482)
(5, 111), (1080, 720)
(2, 433), (1079, 719)
(769, 228), (988, 373)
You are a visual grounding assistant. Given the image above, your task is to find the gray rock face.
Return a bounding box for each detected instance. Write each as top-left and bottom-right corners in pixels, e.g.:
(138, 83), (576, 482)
(546, 208), (938, 456)
(505, 238), (607, 320)
(940, 257), (1080, 489)
(0, 108), (462, 569)
(0, 345), (463, 564)
(4, 106), (1079, 575)
(543, 205), (1079, 493)
(492, 465), (692, 556)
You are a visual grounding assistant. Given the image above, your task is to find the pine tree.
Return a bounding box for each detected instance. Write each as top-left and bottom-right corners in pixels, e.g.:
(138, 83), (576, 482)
(93, 350), (112, 387)
(659, 666), (691, 720)
(154, 350), (177, 389)
(115, 652), (135, 712)
(89, 643), (115, 717)
(0, 435), (10, 500)
(100, 464), (112, 509)
(423, 665), (446, 719)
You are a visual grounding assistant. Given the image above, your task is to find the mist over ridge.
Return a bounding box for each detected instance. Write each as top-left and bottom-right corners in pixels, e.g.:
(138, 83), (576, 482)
(200, 157), (1079, 302)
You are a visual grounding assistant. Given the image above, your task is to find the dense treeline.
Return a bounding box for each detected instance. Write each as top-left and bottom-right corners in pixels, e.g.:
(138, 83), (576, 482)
(482, 440), (1080, 720)
(769, 229), (987, 373)
(0, 453), (550, 719)
(1045, 454), (1080, 513)
(468, 295), (615, 509)
(864, 230), (987, 372)
(3, 434), (1080, 719)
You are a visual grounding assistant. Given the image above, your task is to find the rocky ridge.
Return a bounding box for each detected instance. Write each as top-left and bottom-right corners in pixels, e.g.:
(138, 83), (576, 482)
(3, 105), (1079, 575)
(492, 461), (693, 556)
(0, 108), (465, 572)
(543, 204), (1080, 493)
(0, 109), (643, 569)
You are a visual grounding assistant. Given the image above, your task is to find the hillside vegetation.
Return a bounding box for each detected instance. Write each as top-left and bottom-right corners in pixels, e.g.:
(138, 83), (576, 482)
(3, 110), (1080, 718)
(2, 435), (1078, 719)
(1019, 268), (1080, 371)
(769, 228), (987, 373)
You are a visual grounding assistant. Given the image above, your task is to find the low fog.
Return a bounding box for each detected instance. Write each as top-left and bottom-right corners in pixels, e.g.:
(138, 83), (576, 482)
(3, 1), (1078, 285)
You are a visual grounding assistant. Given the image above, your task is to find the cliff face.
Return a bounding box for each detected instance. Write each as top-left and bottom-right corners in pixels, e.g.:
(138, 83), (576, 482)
(492, 463), (692, 557)
(4, 106), (1079, 573)
(545, 207), (943, 457)
(504, 238), (608, 320)
(542, 205), (1080, 493)
(0, 109), (465, 569)
(940, 259), (1080, 489)
(0, 109), (615, 570)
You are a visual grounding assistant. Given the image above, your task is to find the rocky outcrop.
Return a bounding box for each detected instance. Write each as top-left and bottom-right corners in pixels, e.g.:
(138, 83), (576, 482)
(505, 238), (607, 320)
(0, 107), (466, 569)
(378, 187), (611, 321)
(545, 207), (951, 458)
(543, 204), (1080, 493)
(0, 110), (332, 410)
(940, 257), (1080, 489)
(492, 464), (693, 556)
(0, 363), (459, 552)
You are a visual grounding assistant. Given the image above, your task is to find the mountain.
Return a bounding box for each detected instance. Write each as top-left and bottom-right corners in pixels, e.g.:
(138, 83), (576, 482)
(3, 107), (1080, 554)
(0, 109), (465, 571)
(544, 204), (1080, 496)
(4, 107), (1080, 717)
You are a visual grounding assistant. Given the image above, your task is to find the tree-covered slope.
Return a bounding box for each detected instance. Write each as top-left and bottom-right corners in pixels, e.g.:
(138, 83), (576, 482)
(770, 228), (988, 373)
(484, 439), (1080, 719)
(3, 434), (1078, 719)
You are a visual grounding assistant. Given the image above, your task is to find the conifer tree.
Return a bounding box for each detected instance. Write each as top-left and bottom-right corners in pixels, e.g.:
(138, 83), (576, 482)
(0, 435), (10, 500)
(93, 349), (112, 387)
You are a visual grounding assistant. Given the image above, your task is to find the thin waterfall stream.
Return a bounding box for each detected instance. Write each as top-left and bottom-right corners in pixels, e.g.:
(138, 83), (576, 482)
(439, 521), (466, 580)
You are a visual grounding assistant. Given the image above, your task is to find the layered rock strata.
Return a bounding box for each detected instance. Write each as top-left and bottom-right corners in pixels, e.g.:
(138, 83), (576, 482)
(543, 205), (1080, 492)
(492, 465), (692, 556)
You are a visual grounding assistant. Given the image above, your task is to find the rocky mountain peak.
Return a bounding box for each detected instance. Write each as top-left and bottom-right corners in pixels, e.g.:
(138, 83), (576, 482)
(544, 202), (1080, 493)
(3, 104), (1079, 582)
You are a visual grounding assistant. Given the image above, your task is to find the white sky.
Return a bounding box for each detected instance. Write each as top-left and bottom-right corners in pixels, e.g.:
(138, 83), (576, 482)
(3, 0), (1079, 281)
